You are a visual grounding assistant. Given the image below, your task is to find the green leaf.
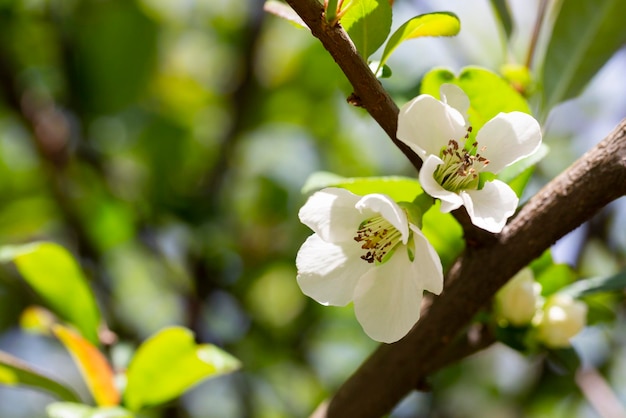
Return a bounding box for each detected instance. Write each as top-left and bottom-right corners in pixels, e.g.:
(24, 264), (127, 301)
(499, 143), (549, 196)
(379, 12), (460, 69)
(340, 0), (392, 59)
(559, 270), (626, 298)
(0, 350), (80, 403)
(535, 263), (577, 297)
(546, 347), (581, 375)
(124, 326), (241, 411)
(541, 0), (626, 113)
(301, 172), (423, 202)
(421, 202), (463, 270)
(0, 242), (101, 344)
(421, 66), (531, 133)
(47, 403), (134, 418)
(489, 0), (513, 39)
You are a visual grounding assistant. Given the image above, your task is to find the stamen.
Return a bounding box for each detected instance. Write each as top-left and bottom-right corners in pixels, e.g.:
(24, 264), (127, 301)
(354, 216), (403, 264)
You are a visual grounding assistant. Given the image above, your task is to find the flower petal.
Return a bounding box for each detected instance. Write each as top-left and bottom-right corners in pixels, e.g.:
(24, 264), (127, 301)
(475, 112), (542, 173)
(355, 194), (409, 244)
(296, 234), (368, 306)
(440, 84), (470, 123)
(397, 94), (467, 159)
(298, 187), (362, 242)
(461, 180), (519, 233)
(409, 225), (444, 295)
(419, 154), (464, 213)
(353, 250), (423, 343)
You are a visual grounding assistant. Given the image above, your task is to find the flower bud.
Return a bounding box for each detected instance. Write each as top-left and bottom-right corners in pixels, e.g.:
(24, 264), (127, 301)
(536, 294), (587, 348)
(495, 267), (541, 327)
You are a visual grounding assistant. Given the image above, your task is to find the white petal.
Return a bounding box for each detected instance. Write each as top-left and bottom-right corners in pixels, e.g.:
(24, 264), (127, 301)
(298, 187), (362, 242)
(476, 112), (542, 173)
(409, 225), (444, 295)
(419, 154), (463, 212)
(397, 94), (467, 159)
(355, 194), (409, 244)
(461, 180), (519, 233)
(440, 84), (470, 123)
(352, 250), (423, 343)
(296, 234), (369, 306)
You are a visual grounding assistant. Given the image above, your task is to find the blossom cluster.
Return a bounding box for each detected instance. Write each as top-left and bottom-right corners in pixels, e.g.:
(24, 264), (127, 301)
(495, 268), (588, 348)
(296, 85), (543, 343)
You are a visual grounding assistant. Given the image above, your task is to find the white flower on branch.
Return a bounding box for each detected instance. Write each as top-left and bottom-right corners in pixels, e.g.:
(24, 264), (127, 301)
(495, 267), (542, 327)
(397, 84), (542, 233)
(296, 187), (443, 343)
(536, 294), (587, 348)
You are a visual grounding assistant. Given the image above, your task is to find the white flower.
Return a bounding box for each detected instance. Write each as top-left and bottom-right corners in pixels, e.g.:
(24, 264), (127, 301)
(495, 267), (542, 327)
(536, 294), (587, 348)
(296, 187), (443, 343)
(397, 84), (542, 233)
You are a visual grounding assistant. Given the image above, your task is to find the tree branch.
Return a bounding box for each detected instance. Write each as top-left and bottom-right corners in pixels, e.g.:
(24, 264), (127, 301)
(281, 1), (626, 417)
(284, 0), (423, 171)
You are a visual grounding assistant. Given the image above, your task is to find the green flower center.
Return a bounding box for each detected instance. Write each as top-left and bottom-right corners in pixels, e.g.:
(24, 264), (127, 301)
(354, 215), (404, 264)
(434, 132), (489, 193)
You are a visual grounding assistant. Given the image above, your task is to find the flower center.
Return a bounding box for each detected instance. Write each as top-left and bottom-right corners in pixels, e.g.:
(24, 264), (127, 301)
(433, 129), (490, 193)
(354, 215), (404, 264)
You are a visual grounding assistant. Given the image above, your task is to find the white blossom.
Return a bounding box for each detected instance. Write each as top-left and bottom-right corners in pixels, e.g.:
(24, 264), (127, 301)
(536, 294), (587, 348)
(397, 84), (542, 233)
(296, 187), (443, 343)
(495, 267), (542, 327)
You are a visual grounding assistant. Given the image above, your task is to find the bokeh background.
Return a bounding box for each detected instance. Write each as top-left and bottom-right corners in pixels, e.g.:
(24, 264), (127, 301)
(0, 0), (625, 417)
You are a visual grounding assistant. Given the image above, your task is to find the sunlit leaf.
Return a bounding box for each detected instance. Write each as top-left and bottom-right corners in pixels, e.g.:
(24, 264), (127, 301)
(535, 263), (577, 297)
(379, 12), (460, 69)
(0, 242), (101, 344)
(341, 0), (392, 59)
(301, 171), (423, 202)
(559, 270), (626, 298)
(47, 402), (133, 418)
(53, 325), (120, 407)
(541, 0), (626, 113)
(124, 326), (241, 411)
(421, 66), (531, 133)
(0, 350), (79, 403)
(264, 0), (307, 28)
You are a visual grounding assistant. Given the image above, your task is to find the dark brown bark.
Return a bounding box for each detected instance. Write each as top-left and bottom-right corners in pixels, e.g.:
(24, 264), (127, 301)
(281, 1), (626, 417)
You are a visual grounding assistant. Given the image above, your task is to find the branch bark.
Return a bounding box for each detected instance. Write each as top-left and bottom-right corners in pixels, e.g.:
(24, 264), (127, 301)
(281, 0), (626, 417)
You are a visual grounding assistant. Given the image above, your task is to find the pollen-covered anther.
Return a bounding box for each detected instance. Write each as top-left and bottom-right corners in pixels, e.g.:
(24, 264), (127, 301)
(354, 216), (403, 264)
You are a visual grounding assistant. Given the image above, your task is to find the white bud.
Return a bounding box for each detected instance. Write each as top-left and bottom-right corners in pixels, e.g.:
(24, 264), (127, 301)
(495, 267), (541, 327)
(536, 294), (587, 348)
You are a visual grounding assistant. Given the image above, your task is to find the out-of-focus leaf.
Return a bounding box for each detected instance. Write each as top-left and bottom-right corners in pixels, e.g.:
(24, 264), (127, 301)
(379, 12), (460, 68)
(53, 325), (120, 407)
(546, 347), (581, 375)
(124, 326), (241, 411)
(489, 0), (512, 39)
(341, 0), (392, 59)
(559, 270), (626, 298)
(0, 242), (101, 344)
(301, 172), (423, 202)
(47, 403), (133, 418)
(421, 67), (531, 133)
(264, 0), (307, 28)
(541, 0), (626, 112)
(499, 143), (549, 197)
(421, 201), (463, 270)
(501, 63), (533, 95)
(20, 305), (57, 335)
(535, 263), (577, 297)
(68, 0), (158, 113)
(0, 350), (79, 402)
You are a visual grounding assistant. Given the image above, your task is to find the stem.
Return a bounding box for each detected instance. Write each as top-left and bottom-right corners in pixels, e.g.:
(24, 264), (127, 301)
(525, 0), (549, 69)
(325, 0), (338, 23)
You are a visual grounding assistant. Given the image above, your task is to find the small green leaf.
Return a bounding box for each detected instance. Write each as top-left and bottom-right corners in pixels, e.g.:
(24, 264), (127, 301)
(498, 143), (549, 197)
(421, 66), (531, 133)
(541, 0), (626, 113)
(0, 350), (80, 403)
(0, 242), (101, 344)
(489, 0), (513, 40)
(301, 172), (423, 202)
(341, 0), (392, 59)
(124, 326), (240, 411)
(379, 12), (460, 69)
(558, 270), (626, 298)
(535, 263), (577, 296)
(47, 403), (134, 418)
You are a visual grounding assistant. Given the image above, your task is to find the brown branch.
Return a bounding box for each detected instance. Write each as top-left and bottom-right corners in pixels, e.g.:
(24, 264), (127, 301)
(284, 0), (423, 172)
(280, 1), (626, 417)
